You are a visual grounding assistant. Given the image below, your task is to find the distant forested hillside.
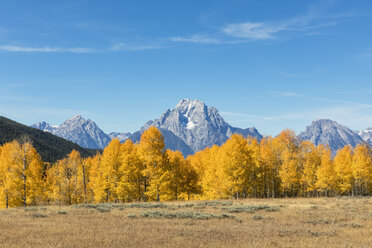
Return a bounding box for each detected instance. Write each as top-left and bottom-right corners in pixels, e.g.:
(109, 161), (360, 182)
(0, 116), (99, 162)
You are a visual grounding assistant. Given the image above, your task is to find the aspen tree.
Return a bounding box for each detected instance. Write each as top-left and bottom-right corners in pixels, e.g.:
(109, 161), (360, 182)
(118, 139), (144, 202)
(138, 127), (165, 201)
(0, 142), (23, 208)
(179, 158), (199, 200)
(300, 141), (321, 196)
(88, 153), (105, 203)
(247, 137), (262, 197)
(100, 138), (123, 202)
(198, 145), (228, 199)
(260, 137), (280, 198)
(316, 146), (337, 196)
(220, 134), (253, 198)
(334, 146), (354, 195)
(352, 144), (372, 195)
(161, 150), (183, 201)
(276, 130), (302, 197)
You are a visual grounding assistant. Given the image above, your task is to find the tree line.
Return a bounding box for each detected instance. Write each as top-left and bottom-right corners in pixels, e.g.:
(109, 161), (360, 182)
(0, 127), (371, 208)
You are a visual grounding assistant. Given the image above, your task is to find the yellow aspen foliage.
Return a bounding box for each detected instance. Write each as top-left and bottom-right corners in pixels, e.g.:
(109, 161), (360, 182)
(220, 134), (253, 198)
(21, 142), (45, 206)
(87, 153), (105, 203)
(300, 141), (321, 196)
(2, 126), (372, 208)
(247, 137), (262, 197)
(334, 146), (354, 195)
(197, 145), (227, 200)
(352, 144), (372, 195)
(187, 150), (206, 199)
(316, 146), (337, 196)
(260, 137), (281, 198)
(46, 150), (83, 205)
(160, 150), (184, 201)
(0, 141), (44, 208)
(68, 150), (84, 204)
(100, 138), (123, 202)
(274, 129), (298, 152)
(0, 142), (23, 208)
(81, 156), (97, 203)
(178, 158), (199, 200)
(118, 139), (144, 202)
(138, 127), (165, 201)
(276, 130), (302, 196)
(279, 149), (302, 196)
(160, 150), (198, 201)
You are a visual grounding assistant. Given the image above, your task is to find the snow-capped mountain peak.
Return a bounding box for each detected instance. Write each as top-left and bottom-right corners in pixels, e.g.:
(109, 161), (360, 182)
(136, 99), (262, 156)
(108, 132), (131, 142)
(359, 128), (372, 145)
(31, 121), (57, 133)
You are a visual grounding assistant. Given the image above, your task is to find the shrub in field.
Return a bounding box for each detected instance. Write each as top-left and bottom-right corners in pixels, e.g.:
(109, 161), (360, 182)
(31, 213), (48, 218)
(74, 202), (167, 210)
(253, 214), (263, 220)
(222, 205), (280, 213)
(196, 201), (233, 207)
(127, 214), (137, 218)
(140, 211), (237, 220)
(97, 207), (111, 213)
(24, 207), (38, 212)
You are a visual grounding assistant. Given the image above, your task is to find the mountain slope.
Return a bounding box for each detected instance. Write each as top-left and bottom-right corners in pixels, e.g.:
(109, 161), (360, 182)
(32, 115), (111, 149)
(134, 99), (262, 155)
(129, 128), (194, 156)
(299, 119), (365, 154)
(108, 132), (131, 142)
(1, 116), (97, 162)
(358, 128), (372, 145)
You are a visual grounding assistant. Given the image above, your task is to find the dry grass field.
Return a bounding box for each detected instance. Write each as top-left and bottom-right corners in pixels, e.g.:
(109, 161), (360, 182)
(0, 197), (371, 248)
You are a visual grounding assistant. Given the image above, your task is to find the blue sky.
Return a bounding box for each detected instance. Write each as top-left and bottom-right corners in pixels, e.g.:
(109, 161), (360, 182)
(0, 0), (372, 136)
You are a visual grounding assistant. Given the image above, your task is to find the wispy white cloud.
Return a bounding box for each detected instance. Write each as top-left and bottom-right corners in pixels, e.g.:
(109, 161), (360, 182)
(221, 15), (338, 40)
(0, 43), (165, 53)
(171, 2), (348, 44)
(222, 22), (278, 40)
(110, 43), (164, 51)
(170, 35), (220, 44)
(0, 45), (92, 53)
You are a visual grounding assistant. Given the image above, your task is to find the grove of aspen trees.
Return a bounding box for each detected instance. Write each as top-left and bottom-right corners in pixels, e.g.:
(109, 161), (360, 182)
(0, 126), (371, 208)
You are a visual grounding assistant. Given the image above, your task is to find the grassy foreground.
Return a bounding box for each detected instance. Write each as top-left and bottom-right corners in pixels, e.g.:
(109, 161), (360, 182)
(0, 198), (371, 248)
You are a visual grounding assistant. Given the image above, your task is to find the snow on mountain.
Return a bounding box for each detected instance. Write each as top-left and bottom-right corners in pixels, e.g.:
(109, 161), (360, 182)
(358, 128), (372, 145)
(129, 129), (194, 157)
(31, 115), (111, 149)
(133, 98), (262, 156)
(299, 119), (365, 154)
(31, 99), (262, 155)
(31, 121), (57, 133)
(108, 132), (131, 142)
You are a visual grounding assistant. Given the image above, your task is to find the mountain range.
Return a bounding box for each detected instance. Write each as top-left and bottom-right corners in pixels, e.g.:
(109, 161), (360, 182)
(0, 116), (97, 162)
(30, 99), (371, 156)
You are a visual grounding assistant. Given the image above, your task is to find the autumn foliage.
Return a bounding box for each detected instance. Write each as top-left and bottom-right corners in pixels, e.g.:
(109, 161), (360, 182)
(1, 128), (371, 208)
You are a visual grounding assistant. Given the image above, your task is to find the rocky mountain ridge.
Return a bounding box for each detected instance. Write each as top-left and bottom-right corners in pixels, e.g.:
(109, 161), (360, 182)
(31, 100), (370, 156)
